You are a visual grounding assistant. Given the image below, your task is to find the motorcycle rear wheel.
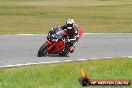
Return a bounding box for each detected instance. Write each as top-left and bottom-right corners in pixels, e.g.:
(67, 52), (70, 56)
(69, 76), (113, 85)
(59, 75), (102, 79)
(59, 49), (69, 57)
(38, 42), (49, 57)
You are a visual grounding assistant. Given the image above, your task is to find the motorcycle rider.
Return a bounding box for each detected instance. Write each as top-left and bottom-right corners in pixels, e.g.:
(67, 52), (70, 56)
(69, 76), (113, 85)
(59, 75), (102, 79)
(61, 19), (79, 53)
(48, 19), (79, 53)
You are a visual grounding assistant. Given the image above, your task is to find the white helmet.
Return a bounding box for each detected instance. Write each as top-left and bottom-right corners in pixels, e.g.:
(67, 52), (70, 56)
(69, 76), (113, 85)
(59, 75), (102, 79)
(66, 19), (74, 30)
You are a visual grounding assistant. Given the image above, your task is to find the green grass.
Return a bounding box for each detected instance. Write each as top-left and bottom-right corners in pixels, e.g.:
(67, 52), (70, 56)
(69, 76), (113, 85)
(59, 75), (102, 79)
(0, 0), (132, 34)
(0, 58), (132, 88)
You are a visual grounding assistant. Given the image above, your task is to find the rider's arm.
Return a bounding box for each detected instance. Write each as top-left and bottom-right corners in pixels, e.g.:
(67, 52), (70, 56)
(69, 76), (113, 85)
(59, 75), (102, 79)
(69, 26), (78, 42)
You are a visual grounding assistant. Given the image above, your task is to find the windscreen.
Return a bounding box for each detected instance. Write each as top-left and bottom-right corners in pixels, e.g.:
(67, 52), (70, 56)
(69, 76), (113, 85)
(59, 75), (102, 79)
(48, 27), (64, 40)
(54, 28), (63, 39)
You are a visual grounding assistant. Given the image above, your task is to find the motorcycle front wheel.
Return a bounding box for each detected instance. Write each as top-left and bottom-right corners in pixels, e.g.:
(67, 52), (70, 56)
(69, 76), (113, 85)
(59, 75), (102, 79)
(38, 42), (49, 57)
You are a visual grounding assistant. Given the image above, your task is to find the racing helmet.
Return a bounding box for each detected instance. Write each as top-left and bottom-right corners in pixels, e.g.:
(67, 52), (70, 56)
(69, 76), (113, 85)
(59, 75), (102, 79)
(66, 19), (74, 30)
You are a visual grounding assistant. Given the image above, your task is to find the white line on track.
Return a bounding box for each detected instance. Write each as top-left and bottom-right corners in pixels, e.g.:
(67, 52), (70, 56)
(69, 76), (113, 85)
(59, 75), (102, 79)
(13, 33), (132, 36)
(77, 59), (87, 61)
(64, 60), (73, 62)
(14, 33), (132, 35)
(0, 56), (132, 68)
(127, 56), (132, 58)
(83, 33), (132, 35)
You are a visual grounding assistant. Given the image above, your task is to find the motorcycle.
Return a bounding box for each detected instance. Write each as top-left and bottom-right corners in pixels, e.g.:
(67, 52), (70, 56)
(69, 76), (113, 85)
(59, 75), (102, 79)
(37, 27), (83, 57)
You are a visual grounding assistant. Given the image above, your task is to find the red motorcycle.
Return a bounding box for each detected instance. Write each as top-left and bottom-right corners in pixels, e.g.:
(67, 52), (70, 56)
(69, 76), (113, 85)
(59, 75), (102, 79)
(37, 27), (83, 57)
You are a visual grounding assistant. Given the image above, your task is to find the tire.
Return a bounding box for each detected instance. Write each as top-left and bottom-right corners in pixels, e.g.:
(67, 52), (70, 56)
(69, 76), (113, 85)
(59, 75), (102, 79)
(59, 48), (69, 57)
(59, 52), (68, 57)
(38, 42), (49, 57)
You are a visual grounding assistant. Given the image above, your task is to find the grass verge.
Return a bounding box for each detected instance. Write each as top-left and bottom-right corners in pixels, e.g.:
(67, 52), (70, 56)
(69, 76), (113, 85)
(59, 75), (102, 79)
(0, 0), (132, 34)
(0, 58), (132, 88)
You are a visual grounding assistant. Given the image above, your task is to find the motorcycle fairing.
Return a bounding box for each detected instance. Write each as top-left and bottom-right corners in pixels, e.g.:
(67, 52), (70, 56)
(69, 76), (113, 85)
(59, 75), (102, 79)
(47, 40), (66, 54)
(46, 27), (83, 54)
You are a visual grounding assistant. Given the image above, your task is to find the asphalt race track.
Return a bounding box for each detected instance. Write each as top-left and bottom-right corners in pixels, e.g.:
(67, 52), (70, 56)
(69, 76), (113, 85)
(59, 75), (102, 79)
(0, 33), (132, 67)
